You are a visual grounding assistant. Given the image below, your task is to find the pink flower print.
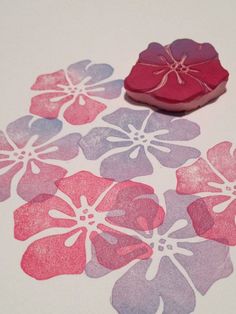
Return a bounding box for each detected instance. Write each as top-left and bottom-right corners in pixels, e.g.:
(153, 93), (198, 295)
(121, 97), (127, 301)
(30, 60), (123, 125)
(176, 141), (236, 245)
(0, 116), (80, 202)
(14, 171), (165, 280)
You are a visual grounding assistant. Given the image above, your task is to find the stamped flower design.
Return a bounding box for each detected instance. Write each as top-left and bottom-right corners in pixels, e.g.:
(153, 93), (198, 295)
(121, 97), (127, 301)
(87, 191), (233, 314)
(80, 108), (200, 181)
(0, 116), (80, 201)
(124, 39), (229, 110)
(14, 171), (164, 280)
(30, 60), (123, 125)
(176, 141), (236, 245)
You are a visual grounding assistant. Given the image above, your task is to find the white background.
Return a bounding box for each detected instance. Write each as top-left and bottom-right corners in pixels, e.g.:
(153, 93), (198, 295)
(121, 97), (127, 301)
(0, 1), (235, 313)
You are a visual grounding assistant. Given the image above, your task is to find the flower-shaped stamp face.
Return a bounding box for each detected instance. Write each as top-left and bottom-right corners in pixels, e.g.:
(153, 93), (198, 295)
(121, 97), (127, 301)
(30, 60), (123, 125)
(86, 191), (233, 314)
(80, 108), (201, 181)
(14, 171), (165, 280)
(125, 39), (229, 112)
(176, 141), (236, 245)
(0, 116), (80, 201)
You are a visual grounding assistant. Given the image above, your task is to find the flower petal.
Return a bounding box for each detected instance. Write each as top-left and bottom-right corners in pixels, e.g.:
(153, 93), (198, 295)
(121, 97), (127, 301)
(0, 131), (14, 150)
(102, 108), (150, 133)
(176, 240), (233, 294)
(144, 112), (200, 141)
(169, 39), (218, 66)
(6, 116), (63, 148)
(67, 60), (91, 85)
(148, 141), (200, 168)
(106, 197), (164, 231)
(191, 59), (229, 89)
(187, 196), (236, 245)
(96, 180), (154, 211)
(90, 224), (152, 270)
(0, 162), (23, 202)
(0, 160), (15, 169)
(176, 158), (224, 194)
(30, 92), (73, 119)
(138, 42), (173, 65)
(86, 245), (112, 278)
(96, 180), (165, 231)
(80, 127), (131, 160)
(152, 71), (203, 103)
(101, 145), (153, 181)
(31, 70), (69, 91)
(157, 190), (198, 238)
(86, 79), (123, 99)
(63, 94), (106, 125)
(36, 133), (81, 160)
(207, 141), (236, 182)
(17, 159), (67, 201)
(112, 257), (196, 314)
(14, 194), (77, 241)
(124, 63), (170, 92)
(56, 171), (113, 208)
(67, 60), (114, 85)
(21, 228), (87, 280)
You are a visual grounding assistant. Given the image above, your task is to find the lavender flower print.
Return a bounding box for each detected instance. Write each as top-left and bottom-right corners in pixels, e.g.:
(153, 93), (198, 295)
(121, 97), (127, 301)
(0, 116), (80, 201)
(80, 108), (201, 181)
(86, 191), (233, 314)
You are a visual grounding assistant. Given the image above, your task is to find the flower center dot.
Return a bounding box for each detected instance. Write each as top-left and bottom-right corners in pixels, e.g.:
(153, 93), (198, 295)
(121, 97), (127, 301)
(76, 205), (97, 229)
(223, 183), (236, 196)
(65, 84), (84, 95)
(171, 63), (187, 72)
(132, 132), (148, 144)
(156, 238), (175, 252)
(13, 150), (33, 160)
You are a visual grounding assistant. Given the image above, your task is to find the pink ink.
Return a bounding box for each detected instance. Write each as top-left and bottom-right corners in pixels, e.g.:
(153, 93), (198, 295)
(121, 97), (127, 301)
(14, 171), (165, 279)
(125, 39), (229, 112)
(176, 141), (236, 245)
(30, 60), (123, 125)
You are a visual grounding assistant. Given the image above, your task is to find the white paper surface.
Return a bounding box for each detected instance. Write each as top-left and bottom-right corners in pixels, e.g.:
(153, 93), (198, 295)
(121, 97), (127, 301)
(0, 1), (235, 313)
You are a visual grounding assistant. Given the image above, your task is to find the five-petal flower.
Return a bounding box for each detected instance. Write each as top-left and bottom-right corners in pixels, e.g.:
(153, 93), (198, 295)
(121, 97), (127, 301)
(14, 171), (165, 280)
(30, 60), (123, 125)
(176, 141), (236, 245)
(80, 108), (201, 181)
(87, 191), (233, 314)
(0, 116), (80, 201)
(125, 39), (229, 111)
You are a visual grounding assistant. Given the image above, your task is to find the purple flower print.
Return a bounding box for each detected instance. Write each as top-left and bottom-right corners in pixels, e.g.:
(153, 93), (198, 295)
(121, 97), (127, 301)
(0, 116), (80, 202)
(86, 191), (233, 314)
(80, 108), (201, 181)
